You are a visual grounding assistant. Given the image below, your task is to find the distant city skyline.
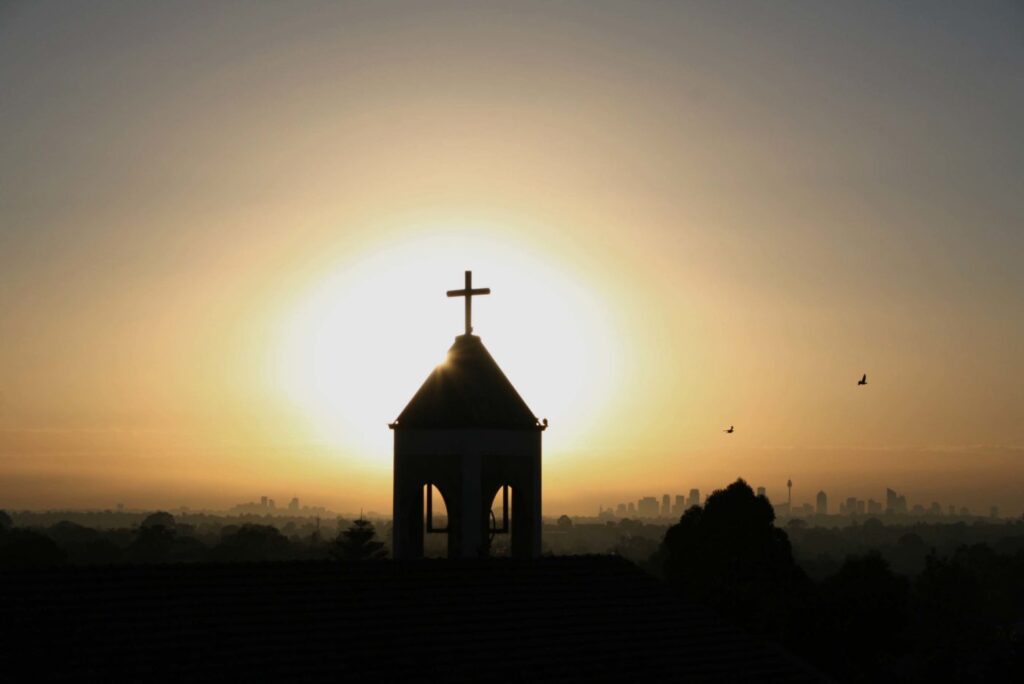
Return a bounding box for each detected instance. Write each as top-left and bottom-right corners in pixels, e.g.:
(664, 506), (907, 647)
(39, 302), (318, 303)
(594, 480), (1007, 521)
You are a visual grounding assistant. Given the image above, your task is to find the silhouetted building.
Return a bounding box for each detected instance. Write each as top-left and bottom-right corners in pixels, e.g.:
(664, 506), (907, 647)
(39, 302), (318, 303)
(616, 503), (627, 517)
(628, 502), (636, 515)
(845, 497), (858, 516)
(661, 494), (671, 517)
(687, 489), (700, 508)
(868, 499), (882, 514)
(391, 272), (545, 559)
(756, 486), (766, 498)
(232, 496), (283, 514)
(885, 488), (907, 514)
(288, 497), (300, 512)
(673, 494), (686, 516)
(816, 490), (827, 515)
(991, 506), (999, 518)
(948, 504), (956, 516)
(638, 497), (660, 518)
(930, 502), (942, 515)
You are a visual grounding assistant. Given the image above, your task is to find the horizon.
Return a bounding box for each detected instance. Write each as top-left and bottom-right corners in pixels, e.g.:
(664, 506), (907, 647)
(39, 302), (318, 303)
(2, 1), (1022, 516)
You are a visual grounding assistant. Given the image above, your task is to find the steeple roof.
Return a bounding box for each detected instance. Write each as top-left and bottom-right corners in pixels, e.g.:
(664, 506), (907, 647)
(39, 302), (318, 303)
(391, 334), (542, 431)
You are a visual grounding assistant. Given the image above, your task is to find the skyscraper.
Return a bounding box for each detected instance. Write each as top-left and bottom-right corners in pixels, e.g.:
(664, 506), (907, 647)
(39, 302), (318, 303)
(661, 494), (671, 517)
(756, 486), (766, 498)
(687, 489), (700, 508)
(816, 490), (827, 515)
(673, 495), (686, 516)
(639, 497), (660, 518)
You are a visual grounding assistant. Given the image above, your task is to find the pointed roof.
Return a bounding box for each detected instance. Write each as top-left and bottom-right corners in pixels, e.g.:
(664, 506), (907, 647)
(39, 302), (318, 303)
(391, 334), (542, 431)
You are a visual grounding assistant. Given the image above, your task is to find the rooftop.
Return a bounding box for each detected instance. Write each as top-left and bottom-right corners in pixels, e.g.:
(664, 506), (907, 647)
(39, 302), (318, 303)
(1, 555), (822, 680)
(391, 334), (543, 431)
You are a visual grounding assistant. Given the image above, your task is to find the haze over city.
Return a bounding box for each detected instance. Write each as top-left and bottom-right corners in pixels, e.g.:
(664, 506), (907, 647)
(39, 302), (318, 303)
(2, 1), (1022, 516)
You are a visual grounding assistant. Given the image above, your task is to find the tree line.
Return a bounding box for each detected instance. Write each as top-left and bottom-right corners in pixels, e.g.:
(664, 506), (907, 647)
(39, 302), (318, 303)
(4, 487), (1022, 680)
(0, 509), (387, 566)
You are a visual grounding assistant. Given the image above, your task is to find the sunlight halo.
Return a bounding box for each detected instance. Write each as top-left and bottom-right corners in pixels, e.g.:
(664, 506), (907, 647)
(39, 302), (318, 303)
(271, 221), (622, 465)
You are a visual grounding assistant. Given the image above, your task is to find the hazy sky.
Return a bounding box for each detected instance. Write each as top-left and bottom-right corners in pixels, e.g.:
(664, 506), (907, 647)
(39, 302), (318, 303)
(1, 1), (1022, 515)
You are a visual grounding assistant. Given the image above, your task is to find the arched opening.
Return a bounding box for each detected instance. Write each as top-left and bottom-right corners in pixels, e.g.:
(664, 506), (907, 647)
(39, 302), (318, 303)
(486, 484), (512, 557)
(422, 483), (449, 558)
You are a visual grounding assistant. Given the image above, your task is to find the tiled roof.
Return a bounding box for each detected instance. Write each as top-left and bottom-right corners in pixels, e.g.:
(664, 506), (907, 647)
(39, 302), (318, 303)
(392, 334), (542, 431)
(1, 555), (823, 681)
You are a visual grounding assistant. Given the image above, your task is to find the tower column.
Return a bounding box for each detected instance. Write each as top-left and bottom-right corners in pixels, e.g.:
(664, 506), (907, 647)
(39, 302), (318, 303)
(392, 458), (424, 560)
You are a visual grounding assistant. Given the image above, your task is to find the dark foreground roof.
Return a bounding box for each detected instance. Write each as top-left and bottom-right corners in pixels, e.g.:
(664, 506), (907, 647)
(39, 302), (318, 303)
(1, 556), (822, 681)
(392, 334), (542, 431)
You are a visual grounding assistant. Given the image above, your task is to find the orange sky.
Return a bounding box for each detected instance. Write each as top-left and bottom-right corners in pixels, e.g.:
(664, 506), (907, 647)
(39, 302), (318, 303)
(1, 2), (1022, 515)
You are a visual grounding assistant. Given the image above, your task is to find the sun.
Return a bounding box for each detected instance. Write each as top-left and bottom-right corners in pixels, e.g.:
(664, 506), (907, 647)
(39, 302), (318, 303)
(271, 221), (622, 464)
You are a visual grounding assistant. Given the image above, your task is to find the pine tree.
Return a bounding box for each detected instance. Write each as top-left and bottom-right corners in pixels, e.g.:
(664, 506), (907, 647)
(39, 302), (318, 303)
(330, 518), (387, 561)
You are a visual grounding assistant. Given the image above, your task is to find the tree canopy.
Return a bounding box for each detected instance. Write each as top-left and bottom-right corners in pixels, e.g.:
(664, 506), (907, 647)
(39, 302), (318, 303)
(659, 478), (809, 636)
(330, 518), (387, 561)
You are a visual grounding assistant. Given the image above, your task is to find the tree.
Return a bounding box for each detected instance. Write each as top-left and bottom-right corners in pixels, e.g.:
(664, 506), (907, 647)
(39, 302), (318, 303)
(126, 521), (177, 563)
(330, 518), (387, 561)
(0, 509), (12, 532)
(659, 478), (809, 637)
(818, 552), (909, 676)
(214, 524), (291, 562)
(141, 511), (176, 531)
(0, 529), (66, 568)
(557, 515), (573, 529)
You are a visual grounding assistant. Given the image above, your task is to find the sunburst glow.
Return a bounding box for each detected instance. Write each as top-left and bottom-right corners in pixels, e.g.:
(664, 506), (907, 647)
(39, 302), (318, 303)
(272, 222), (622, 464)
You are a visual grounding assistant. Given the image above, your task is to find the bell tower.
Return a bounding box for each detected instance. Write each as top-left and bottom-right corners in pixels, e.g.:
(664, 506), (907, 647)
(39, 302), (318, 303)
(391, 271), (545, 559)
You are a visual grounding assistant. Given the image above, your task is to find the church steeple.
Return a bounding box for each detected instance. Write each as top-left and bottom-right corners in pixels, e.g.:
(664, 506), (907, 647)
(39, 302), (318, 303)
(391, 271), (544, 560)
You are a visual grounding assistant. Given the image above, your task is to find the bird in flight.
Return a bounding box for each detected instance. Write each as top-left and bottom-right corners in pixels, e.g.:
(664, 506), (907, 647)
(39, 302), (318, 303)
(857, 373), (867, 386)
(724, 425), (734, 434)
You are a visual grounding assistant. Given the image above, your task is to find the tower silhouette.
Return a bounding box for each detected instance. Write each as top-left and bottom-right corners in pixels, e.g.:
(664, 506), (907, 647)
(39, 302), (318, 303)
(391, 271), (546, 559)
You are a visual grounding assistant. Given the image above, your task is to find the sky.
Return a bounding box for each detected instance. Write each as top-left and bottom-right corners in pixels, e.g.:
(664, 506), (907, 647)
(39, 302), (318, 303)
(1, 1), (1022, 516)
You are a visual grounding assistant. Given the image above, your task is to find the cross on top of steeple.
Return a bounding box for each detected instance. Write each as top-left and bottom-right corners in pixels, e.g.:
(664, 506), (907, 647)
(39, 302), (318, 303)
(446, 270), (490, 335)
